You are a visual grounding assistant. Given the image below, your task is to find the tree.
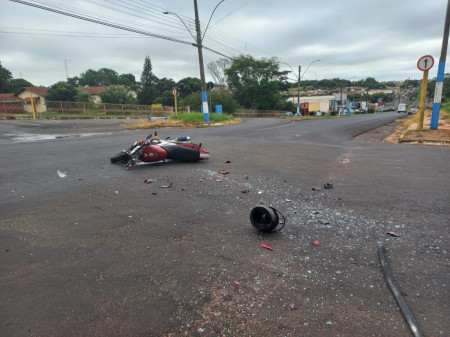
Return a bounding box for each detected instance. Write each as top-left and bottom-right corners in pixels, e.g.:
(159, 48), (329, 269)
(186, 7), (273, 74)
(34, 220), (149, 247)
(176, 77), (201, 98)
(77, 68), (119, 86)
(78, 69), (98, 86)
(44, 81), (78, 101)
(209, 88), (239, 114)
(117, 73), (136, 87)
(96, 68), (118, 86)
(0, 61), (13, 93)
(180, 88), (239, 114)
(74, 88), (92, 102)
(207, 58), (232, 86)
(225, 55), (288, 109)
(8, 78), (33, 93)
(361, 77), (381, 89)
(154, 90), (175, 106)
(99, 85), (137, 104)
(137, 56), (157, 105)
(155, 77), (176, 96)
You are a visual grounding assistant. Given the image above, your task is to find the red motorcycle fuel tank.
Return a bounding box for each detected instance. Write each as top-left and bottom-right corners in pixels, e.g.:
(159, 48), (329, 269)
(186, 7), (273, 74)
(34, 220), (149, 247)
(140, 144), (168, 162)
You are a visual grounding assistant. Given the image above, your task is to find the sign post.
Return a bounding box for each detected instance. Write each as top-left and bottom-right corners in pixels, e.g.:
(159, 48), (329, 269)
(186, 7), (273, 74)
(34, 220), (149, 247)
(417, 55), (434, 129)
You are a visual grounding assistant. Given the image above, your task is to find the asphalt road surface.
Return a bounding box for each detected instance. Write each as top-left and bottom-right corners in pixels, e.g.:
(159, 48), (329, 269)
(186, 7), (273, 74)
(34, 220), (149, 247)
(1, 113), (449, 337)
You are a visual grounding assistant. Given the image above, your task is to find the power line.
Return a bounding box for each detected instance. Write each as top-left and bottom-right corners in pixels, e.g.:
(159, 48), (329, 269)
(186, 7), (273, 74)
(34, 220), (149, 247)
(0, 27), (180, 38)
(8, 0), (270, 60)
(8, 0), (231, 57)
(84, 0), (268, 57)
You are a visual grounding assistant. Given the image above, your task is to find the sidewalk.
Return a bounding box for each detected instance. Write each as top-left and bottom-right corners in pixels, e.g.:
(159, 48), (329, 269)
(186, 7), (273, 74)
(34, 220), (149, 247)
(391, 110), (450, 145)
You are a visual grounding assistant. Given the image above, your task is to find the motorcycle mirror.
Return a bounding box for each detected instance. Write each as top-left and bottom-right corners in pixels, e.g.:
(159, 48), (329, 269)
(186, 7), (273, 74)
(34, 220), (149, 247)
(146, 134), (152, 139)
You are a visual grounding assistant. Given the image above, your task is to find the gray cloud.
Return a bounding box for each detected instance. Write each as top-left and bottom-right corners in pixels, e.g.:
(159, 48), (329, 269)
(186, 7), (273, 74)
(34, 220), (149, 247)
(0, 0), (448, 86)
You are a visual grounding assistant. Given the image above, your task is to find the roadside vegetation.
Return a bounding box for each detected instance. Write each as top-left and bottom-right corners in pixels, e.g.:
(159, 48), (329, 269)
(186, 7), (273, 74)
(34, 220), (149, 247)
(126, 112), (240, 130)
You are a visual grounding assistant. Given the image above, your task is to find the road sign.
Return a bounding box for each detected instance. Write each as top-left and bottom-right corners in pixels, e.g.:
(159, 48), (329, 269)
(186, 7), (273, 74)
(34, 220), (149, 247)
(172, 88), (177, 95)
(417, 55), (434, 71)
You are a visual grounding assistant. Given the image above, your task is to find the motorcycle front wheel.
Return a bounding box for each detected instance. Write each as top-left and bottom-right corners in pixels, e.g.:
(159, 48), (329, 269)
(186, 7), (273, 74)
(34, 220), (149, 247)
(110, 152), (130, 164)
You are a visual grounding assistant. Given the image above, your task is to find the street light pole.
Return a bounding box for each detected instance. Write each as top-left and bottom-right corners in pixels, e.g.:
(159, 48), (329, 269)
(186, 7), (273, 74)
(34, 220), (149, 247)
(165, 1), (224, 122)
(193, 0), (209, 121)
(281, 60), (319, 116)
(298, 60), (320, 116)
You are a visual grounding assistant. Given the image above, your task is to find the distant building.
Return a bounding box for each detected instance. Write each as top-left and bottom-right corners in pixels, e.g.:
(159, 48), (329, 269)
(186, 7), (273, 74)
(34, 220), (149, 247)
(287, 95), (335, 113)
(5, 86), (118, 113)
(15, 87), (49, 113)
(368, 88), (394, 95)
(79, 86), (107, 103)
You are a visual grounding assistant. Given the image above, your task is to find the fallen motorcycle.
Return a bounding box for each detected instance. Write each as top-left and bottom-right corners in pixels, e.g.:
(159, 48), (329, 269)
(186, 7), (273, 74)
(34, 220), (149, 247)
(110, 132), (209, 169)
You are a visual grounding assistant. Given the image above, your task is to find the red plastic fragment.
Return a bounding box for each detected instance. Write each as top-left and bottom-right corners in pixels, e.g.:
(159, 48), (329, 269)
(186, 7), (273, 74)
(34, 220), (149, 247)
(216, 179), (224, 182)
(219, 169), (229, 174)
(260, 243), (274, 251)
(143, 179), (153, 183)
(234, 281), (240, 285)
(313, 240), (320, 246)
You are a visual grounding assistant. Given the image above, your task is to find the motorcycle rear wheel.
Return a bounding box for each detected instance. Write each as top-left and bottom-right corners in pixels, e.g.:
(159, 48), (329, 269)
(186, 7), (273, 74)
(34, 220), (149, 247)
(110, 152), (130, 164)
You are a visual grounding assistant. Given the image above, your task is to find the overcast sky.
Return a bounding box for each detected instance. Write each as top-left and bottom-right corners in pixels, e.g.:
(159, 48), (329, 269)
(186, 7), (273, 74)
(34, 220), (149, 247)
(1, 0), (448, 87)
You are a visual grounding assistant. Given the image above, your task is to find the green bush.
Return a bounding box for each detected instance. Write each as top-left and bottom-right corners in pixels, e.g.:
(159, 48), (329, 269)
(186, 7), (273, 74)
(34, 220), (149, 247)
(368, 107), (376, 114)
(171, 112), (233, 124)
(180, 89), (239, 114)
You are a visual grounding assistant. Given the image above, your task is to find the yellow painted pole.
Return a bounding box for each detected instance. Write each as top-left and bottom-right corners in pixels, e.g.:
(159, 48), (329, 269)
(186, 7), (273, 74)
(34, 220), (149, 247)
(30, 92), (37, 120)
(418, 69), (429, 130)
(174, 92), (178, 115)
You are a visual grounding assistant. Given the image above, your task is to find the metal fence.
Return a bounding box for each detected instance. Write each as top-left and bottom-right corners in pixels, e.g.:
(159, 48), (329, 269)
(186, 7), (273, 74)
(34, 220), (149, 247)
(233, 109), (287, 118)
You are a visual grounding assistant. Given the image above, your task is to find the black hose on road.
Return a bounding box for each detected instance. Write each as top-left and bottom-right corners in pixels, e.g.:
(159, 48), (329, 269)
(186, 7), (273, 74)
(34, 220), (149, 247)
(378, 245), (424, 337)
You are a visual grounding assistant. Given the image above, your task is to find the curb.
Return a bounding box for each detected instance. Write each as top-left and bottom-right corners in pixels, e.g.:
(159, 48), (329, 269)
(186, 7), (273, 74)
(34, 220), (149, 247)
(398, 138), (450, 146)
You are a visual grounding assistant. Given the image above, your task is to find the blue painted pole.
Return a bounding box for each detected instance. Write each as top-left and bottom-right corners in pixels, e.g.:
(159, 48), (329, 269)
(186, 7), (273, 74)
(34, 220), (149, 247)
(148, 113), (151, 120)
(202, 91), (209, 122)
(431, 1), (450, 129)
(296, 101), (300, 117)
(431, 62), (445, 129)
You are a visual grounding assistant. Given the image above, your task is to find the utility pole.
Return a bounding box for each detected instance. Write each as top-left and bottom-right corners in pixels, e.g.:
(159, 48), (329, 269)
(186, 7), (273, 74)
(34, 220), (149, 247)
(297, 65), (301, 116)
(193, 0), (209, 122)
(431, 0), (450, 129)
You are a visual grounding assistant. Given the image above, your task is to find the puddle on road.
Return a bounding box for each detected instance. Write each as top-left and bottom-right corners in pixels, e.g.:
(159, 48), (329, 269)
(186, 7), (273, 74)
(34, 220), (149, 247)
(3, 132), (101, 143)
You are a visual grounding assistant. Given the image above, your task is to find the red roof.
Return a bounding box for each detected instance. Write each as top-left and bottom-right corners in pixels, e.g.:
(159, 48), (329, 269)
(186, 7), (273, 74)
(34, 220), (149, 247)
(80, 86), (107, 95)
(0, 93), (22, 101)
(23, 86), (48, 96)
